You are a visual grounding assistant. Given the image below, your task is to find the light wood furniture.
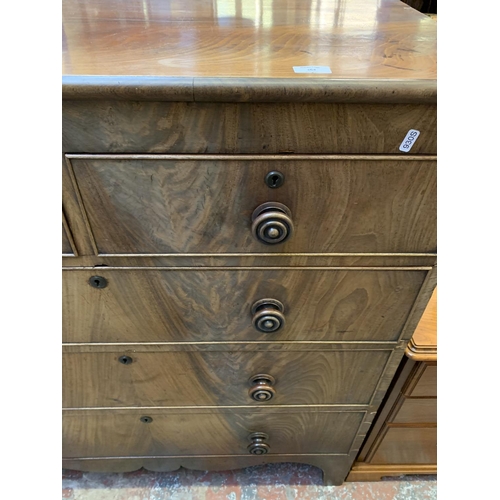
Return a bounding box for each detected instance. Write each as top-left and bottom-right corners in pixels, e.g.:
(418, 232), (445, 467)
(62, 0), (437, 485)
(347, 289), (437, 481)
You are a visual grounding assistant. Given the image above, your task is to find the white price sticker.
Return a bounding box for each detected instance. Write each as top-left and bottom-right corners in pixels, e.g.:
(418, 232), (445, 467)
(399, 129), (420, 152)
(293, 66), (332, 74)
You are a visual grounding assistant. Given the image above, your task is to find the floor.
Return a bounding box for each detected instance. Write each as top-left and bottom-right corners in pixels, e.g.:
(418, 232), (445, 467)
(62, 464), (437, 499)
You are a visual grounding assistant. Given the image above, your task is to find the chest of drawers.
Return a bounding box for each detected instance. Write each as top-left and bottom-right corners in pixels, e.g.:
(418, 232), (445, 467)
(62, 0), (437, 485)
(348, 289), (437, 480)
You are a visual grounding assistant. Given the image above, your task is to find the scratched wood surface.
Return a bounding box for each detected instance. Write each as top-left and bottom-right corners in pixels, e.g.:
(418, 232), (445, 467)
(62, 268), (427, 343)
(68, 157), (437, 255)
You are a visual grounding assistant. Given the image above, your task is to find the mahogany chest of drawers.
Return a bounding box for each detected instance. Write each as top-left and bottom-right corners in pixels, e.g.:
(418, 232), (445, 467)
(62, 0), (437, 485)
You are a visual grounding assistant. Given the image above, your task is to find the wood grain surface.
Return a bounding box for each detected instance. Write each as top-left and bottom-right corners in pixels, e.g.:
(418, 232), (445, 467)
(347, 463), (437, 482)
(68, 156), (436, 255)
(62, 349), (391, 407)
(63, 158), (96, 256)
(61, 0), (437, 483)
(405, 288), (437, 361)
(404, 363), (436, 397)
(62, 225), (72, 254)
(62, 254), (438, 269)
(61, 343), (398, 354)
(62, 102), (437, 154)
(62, 408), (364, 457)
(351, 351), (437, 477)
(369, 427), (437, 464)
(62, 212), (76, 256)
(62, 0), (436, 81)
(63, 76), (436, 103)
(390, 397), (436, 424)
(62, 268), (427, 343)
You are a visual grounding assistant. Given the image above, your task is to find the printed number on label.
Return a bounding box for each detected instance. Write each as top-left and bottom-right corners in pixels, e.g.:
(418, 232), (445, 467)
(399, 129), (420, 152)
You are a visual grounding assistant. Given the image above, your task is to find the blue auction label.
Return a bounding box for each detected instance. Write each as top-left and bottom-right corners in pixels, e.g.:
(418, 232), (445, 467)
(399, 129), (420, 152)
(293, 66), (332, 74)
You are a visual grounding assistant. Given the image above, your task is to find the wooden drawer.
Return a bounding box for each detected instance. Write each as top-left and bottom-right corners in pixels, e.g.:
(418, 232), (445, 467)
(405, 364), (437, 397)
(63, 408), (364, 458)
(62, 349), (392, 407)
(370, 427), (437, 464)
(390, 397), (436, 424)
(62, 212), (76, 256)
(63, 102), (437, 155)
(67, 156), (436, 255)
(62, 224), (73, 254)
(62, 269), (426, 343)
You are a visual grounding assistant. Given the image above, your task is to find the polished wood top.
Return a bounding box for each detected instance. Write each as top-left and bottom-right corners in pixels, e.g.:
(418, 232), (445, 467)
(405, 288), (437, 362)
(62, 0), (436, 102)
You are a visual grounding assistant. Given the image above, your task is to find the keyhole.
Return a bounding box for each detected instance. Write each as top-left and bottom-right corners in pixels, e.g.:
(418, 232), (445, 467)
(264, 171), (284, 188)
(89, 275), (107, 288)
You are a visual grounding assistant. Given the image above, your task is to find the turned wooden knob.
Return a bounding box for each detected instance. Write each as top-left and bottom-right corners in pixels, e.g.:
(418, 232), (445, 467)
(248, 374), (276, 402)
(247, 432), (270, 455)
(251, 202), (293, 244)
(251, 298), (285, 333)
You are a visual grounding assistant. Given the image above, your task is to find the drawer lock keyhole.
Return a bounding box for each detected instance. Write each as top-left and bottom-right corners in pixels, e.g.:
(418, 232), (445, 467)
(265, 171), (284, 188)
(89, 276), (108, 289)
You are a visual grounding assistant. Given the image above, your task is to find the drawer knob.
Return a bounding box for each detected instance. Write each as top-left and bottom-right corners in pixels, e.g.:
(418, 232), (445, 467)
(251, 202), (293, 245)
(247, 432), (270, 455)
(251, 298), (285, 333)
(249, 374), (276, 402)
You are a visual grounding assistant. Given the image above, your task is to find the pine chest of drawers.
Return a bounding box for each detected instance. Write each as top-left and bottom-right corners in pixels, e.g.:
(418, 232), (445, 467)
(62, 0), (437, 485)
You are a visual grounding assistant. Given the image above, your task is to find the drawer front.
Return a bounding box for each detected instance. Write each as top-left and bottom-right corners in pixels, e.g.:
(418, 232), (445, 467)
(62, 350), (391, 407)
(63, 269), (426, 343)
(68, 157), (436, 254)
(63, 409), (364, 458)
(371, 427), (437, 464)
(62, 223), (73, 254)
(405, 364), (437, 397)
(63, 102), (437, 155)
(62, 212), (76, 256)
(391, 397), (437, 424)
